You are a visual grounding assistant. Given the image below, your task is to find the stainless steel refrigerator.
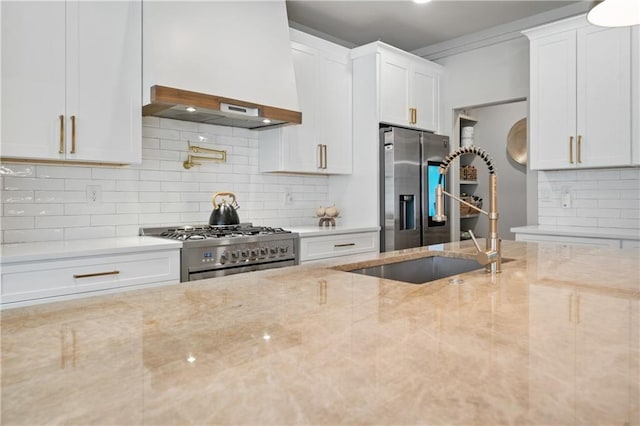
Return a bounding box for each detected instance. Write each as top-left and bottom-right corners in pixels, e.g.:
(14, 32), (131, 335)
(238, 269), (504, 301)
(380, 126), (450, 252)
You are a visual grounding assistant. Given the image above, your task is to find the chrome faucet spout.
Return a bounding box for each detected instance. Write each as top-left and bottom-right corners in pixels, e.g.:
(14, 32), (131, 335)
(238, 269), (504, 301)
(432, 146), (501, 274)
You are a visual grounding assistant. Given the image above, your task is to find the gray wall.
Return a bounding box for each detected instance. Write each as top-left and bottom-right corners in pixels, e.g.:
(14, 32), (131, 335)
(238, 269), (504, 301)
(469, 101), (528, 240)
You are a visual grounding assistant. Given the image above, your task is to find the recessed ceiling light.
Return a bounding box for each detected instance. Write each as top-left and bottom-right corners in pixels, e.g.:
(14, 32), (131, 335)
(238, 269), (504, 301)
(413, 0), (432, 4)
(186, 106), (196, 112)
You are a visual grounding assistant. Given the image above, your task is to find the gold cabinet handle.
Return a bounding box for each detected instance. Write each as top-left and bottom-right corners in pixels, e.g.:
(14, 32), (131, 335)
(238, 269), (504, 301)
(569, 136), (574, 164)
(323, 144), (328, 169)
(59, 115), (65, 154)
(577, 135), (582, 164)
(334, 243), (356, 247)
(70, 115), (76, 154)
(409, 107), (417, 125)
(413, 108), (417, 124)
(317, 144), (323, 169)
(73, 270), (120, 279)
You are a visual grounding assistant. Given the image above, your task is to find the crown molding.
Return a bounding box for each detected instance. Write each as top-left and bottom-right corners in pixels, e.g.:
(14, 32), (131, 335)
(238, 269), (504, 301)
(411, 2), (590, 61)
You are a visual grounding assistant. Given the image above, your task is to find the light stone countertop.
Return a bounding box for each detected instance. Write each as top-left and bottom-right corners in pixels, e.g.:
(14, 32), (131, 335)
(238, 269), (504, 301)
(286, 225), (379, 237)
(1, 240), (638, 425)
(0, 236), (183, 264)
(511, 225), (640, 240)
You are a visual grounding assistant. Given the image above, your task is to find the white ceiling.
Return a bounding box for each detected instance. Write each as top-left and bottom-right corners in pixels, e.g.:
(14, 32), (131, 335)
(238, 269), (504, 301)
(286, 0), (586, 52)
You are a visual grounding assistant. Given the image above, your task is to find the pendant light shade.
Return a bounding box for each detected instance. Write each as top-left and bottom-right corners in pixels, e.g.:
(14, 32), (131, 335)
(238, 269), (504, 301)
(587, 0), (640, 27)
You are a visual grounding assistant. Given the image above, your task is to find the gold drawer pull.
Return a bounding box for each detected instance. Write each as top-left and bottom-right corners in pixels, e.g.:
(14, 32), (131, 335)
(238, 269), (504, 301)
(73, 270), (120, 279)
(334, 243), (356, 248)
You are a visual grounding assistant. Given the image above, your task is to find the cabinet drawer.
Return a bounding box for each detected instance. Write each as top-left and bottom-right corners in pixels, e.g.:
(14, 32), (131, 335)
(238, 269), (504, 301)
(300, 232), (379, 262)
(1, 249), (180, 305)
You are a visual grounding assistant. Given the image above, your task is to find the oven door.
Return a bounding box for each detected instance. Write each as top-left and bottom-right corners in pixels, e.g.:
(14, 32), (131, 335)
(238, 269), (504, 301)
(187, 259), (296, 282)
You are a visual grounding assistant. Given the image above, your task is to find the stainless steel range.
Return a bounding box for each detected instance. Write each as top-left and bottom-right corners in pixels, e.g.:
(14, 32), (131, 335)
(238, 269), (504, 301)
(140, 224), (299, 282)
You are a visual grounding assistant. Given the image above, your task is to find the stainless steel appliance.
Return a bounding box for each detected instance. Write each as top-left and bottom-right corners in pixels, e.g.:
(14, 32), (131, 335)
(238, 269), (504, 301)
(140, 224), (299, 282)
(380, 126), (450, 252)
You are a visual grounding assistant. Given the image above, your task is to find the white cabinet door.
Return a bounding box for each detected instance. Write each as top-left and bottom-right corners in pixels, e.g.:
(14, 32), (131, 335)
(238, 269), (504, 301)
(68, 1), (142, 164)
(526, 16), (634, 171)
(1, 1), (67, 160)
(379, 50), (411, 127)
(379, 48), (441, 132)
(577, 25), (631, 168)
(280, 43), (319, 173)
(259, 29), (352, 175)
(320, 53), (352, 174)
(0, 1), (141, 164)
(412, 62), (440, 132)
(529, 30), (577, 170)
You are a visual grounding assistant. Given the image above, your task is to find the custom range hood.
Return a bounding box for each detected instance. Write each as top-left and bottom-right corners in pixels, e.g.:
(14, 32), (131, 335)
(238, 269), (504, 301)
(143, 85), (301, 130)
(142, 1), (301, 130)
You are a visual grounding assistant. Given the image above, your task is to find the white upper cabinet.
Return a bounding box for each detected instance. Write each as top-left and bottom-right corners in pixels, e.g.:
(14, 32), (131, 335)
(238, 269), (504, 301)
(259, 29), (352, 175)
(524, 15), (638, 170)
(379, 46), (442, 132)
(1, 1), (141, 164)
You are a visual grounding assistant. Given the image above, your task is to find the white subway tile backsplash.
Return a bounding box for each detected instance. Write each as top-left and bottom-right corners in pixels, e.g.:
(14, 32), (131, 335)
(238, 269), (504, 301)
(100, 191), (138, 203)
(92, 168), (139, 181)
(1, 191), (34, 203)
(117, 203), (162, 214)
(3, 228), (63, 244)
(4, 177), (65, 191)
(65, 226), (115, 240)
(1, 216), (35, 230)
(37, 166), (92, 179)
(36, 215), (90, 228)
(35, 191), (86, 203)
(538, 169), (640, 231)
(91, 214), (139, 226)
(4, 203), (64, 216)
(1, 118), (329, 243)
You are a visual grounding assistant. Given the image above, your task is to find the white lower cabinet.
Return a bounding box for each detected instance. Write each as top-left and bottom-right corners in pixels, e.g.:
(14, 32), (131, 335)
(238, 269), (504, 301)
(299, 231), (379, 262)
(1, 249), (180, 307)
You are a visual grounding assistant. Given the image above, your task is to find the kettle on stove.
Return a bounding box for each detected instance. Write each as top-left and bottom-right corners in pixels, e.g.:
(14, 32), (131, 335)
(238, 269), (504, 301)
(209, 192), (240, 226)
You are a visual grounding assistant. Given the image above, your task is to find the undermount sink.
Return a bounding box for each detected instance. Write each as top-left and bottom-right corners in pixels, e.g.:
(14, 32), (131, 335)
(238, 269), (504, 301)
(346, 256), (483, 285)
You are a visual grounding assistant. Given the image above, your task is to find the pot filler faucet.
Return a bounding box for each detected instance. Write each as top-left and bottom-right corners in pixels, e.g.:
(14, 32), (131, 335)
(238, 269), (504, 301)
(432, 146), (501, 274)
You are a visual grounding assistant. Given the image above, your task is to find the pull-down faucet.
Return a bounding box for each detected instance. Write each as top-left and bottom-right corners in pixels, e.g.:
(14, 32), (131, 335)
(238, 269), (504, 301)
(432, 146), (501, 274)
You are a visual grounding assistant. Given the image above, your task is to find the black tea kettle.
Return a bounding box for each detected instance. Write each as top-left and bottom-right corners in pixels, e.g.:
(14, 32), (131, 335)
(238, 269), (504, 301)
(209, 192), (240, 226)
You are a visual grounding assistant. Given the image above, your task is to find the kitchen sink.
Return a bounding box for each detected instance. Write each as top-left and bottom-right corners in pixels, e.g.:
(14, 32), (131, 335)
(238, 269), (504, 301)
(346, 256), (484, 284)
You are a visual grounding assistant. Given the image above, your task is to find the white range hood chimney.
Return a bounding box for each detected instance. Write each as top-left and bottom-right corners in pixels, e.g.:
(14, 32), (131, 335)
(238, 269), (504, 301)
(142, 1), (301, 129)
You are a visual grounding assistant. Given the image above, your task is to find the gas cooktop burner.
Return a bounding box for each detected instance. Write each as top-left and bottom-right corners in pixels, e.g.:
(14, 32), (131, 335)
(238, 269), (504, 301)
(158, 224), (292, 241)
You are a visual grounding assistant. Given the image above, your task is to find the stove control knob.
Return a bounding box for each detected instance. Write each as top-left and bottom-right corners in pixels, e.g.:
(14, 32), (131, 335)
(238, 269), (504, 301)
(249, 249), (258, 259)
(241, 250), (249, 258)
(270, 247), (278, 255)
(231, 250), (240, 261)
(260, 248), (268, 256)
(220, 252), (228, 264)
(279, 246), (288, 254)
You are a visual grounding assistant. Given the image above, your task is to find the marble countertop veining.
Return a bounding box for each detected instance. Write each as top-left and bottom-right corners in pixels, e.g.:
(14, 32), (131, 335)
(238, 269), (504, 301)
(1, 240), (638, 425)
